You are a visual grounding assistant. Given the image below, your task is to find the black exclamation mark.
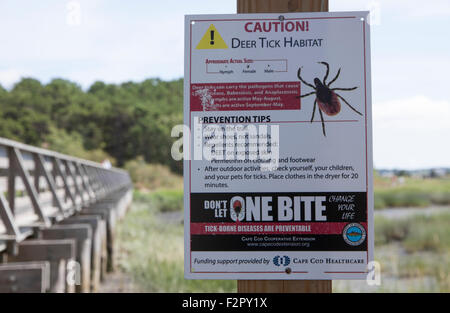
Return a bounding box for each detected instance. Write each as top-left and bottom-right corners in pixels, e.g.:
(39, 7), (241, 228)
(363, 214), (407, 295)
(210, 30), (215, 46)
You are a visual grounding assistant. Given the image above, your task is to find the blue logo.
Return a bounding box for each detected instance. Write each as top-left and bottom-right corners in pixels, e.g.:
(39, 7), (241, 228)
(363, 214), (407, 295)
(343, 223), (366, 246)
(273, 255), (290, 266)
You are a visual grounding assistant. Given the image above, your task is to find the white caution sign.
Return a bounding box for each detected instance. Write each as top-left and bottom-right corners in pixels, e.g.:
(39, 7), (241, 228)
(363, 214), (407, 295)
(184, 11), (374, 280)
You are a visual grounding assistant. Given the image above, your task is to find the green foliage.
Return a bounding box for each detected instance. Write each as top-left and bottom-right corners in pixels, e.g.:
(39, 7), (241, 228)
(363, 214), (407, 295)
(44, 126), (116, 164)
(373, 213), (450, 292)
(374, 190), (431, 209)
(0, 77), (183, 171)
(374, 216), (410, 245)
(125, 157), (183, 190)
(402, 214), (450, 253)
(374, 177), (450, 209)
(151, 190), (184, 212)
(133, 190), (183, 213)
(375, 213), (450, 253)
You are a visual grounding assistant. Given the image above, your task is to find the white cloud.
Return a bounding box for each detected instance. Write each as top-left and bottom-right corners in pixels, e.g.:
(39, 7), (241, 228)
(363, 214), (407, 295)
(0, 69), (31, 89)
(373, 96), (450, 169)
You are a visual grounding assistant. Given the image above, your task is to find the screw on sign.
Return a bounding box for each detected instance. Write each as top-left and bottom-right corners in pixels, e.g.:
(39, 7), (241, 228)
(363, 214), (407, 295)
(297, 61), (362, 137)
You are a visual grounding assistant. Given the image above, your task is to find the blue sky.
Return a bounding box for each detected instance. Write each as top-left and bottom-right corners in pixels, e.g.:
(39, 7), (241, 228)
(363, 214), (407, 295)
(0, 0), (449, 169)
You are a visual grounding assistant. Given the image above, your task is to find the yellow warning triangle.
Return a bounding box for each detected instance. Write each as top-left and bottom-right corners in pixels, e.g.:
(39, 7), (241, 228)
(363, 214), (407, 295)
(196, 24), (228, 50)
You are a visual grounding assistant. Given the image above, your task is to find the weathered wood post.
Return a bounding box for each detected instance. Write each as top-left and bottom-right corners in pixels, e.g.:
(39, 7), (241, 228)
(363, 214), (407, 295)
(236, 0), (332, 293)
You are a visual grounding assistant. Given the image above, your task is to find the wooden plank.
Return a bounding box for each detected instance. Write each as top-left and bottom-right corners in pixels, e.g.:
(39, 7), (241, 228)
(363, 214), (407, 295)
(236, 0), (331, 294)
(60, 215), (103, 292)
(0, 261), (50, 293)
(9, 239), (76, 293)
(237, 0), (328, 13)
(40, 224), (92, 293)
(79, 211), (108, 279)
(81, 207), (116, 272)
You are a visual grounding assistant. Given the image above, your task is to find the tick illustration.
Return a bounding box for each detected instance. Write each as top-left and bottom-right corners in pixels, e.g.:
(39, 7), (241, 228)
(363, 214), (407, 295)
(297, 61), (362, 136)
(230, 200), (245, 222)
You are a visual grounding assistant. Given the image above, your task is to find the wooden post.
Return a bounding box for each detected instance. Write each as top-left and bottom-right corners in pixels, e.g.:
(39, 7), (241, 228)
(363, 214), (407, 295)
(236, 0), (332, 293)
(40, 224), (92, 293)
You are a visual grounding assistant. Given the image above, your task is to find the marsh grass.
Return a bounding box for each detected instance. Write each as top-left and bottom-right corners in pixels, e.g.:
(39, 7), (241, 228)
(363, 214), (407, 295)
(375, 214), (450, 253)
(374, 177), (450, 209)
(115, 187), (450, 292)
(115, 197), (236, 292)
(374, 214), (450, 291)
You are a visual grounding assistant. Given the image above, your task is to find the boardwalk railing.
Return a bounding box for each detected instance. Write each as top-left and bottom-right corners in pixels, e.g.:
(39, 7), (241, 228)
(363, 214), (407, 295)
(0, 137), (133, 292)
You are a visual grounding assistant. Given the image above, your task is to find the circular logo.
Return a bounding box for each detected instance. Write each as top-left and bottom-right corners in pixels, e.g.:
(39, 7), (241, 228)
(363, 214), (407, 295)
(342, 223), (366, 246)
(230, 196), (245, 222)
(273, 255), (291, 267)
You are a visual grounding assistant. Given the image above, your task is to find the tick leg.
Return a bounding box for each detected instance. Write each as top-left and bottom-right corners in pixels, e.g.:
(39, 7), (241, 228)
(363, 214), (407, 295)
(318, 61), (330, 85)
(327, 68), (341, 87)
(311, 99), (317, 122)
(296, 91), (316, 99)
(332, 87), (358, 91)
(336, 93), (363, 116)
(297, 67), (315, 89)
(318, 108), (326, 137)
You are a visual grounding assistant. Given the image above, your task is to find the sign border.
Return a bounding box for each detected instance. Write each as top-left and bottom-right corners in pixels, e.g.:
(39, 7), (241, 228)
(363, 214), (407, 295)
(184, 11), (374, 280)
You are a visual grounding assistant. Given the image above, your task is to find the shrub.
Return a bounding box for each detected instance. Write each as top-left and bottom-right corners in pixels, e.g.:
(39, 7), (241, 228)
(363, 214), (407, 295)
(375, 216), (410, 245)
(150, 189), (184, 212)
(125, 157), (182, 190)
(134, 189), (183, 213)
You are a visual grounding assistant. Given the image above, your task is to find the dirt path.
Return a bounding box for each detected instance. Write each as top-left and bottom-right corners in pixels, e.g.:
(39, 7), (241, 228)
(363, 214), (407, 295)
(98, 271), (138, 293)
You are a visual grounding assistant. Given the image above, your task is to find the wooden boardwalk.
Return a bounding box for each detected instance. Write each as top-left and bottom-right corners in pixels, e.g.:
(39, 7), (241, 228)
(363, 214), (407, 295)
(0, 137), (133, 292)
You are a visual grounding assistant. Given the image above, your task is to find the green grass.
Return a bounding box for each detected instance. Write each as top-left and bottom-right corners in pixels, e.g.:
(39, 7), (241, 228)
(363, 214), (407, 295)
(150, 189), (184, 213)
(115, 195), (236, 292)
(133, 189), (184, 213)
(115, 176), (450, 292)
(374, 176), (450, 209)
(374, 213), (450, 291)
(374, 190), (431, 209)
(375, 213), (450, 253)
(125, 158), (183, 191)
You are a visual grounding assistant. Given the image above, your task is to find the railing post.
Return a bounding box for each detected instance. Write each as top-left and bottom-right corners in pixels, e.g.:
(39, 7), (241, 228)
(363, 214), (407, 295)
(0, 192), (22, 239)
(53, 158), (77, 211)
(35, 154), (65, 216)
(11, 148), (50, 227)
(64, 160), (84, 208)
(75, 163), (93, 203)
(79, 164), (96, 201)
(7, 147), (17, 215)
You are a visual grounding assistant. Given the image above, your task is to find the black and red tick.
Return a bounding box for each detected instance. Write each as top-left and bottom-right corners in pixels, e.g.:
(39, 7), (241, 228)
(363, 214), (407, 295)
(297, 61), (362, 136)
